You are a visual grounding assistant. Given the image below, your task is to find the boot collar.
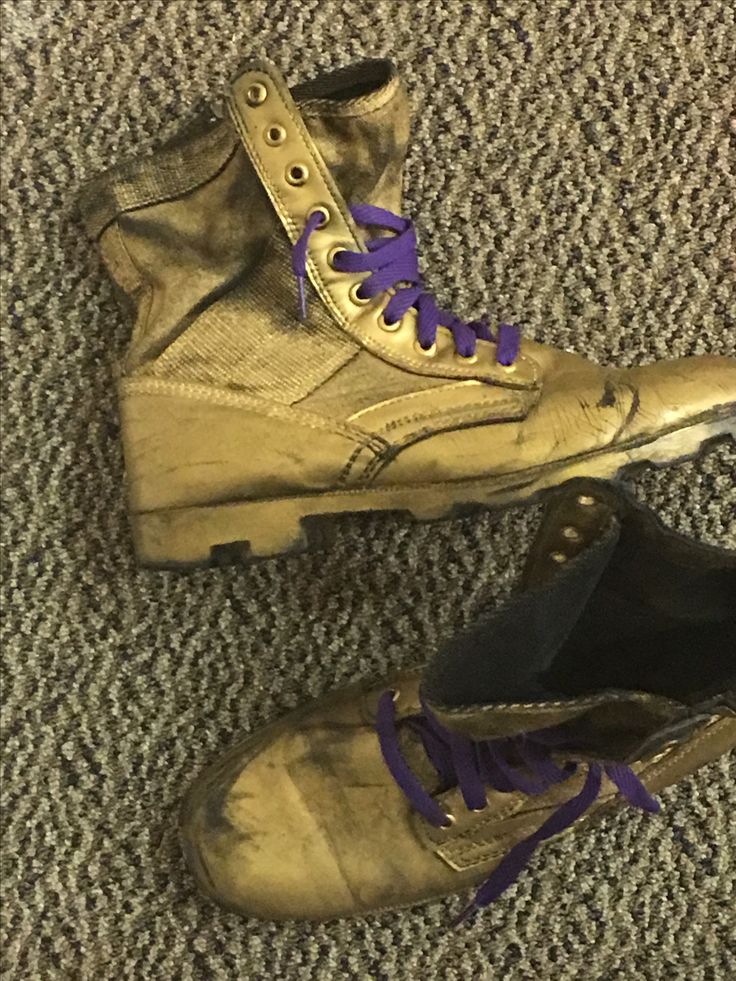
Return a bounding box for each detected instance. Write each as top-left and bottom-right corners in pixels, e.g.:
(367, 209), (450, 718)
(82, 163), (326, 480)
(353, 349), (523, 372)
(423, 478), (736, 760)
(80, 59), (409, 237)
(291, 59), (402, 117)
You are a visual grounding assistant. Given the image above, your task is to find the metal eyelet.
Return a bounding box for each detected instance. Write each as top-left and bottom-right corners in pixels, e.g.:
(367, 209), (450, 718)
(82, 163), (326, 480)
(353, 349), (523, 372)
(499, 361), (517, 373)
(550, 551), (568, 564)
(378, 310), (401, 332)
(562, 525), (581, 541)
(308, 205), (330, 227)
(440, 812), (456, 830)
(246, 82), (268, 107)
(455, 351), (478, 365)
(470, 804), (488, 814)
(349, 282), (371, 306)
(391, 689), (401, 703)
(327, 245), (347, 269)
(577, 494), (597, 507)
(285, 163), (309, 186)
(264, 124), (286, 146)
(414, 340), (437, 358)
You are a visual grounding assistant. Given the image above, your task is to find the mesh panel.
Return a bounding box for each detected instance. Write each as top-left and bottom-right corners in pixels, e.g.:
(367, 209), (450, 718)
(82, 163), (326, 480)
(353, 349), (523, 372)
(145, 235), (359, 404)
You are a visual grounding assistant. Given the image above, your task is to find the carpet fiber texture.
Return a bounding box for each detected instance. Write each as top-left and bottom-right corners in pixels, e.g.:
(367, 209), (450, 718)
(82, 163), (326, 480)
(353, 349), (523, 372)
(2, 1), (735, 978)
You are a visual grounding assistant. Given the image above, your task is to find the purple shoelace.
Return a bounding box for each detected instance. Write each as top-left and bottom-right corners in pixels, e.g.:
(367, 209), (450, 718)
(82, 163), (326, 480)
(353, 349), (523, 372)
(375, 690), (660, 925)
(291, 203), (521, 365)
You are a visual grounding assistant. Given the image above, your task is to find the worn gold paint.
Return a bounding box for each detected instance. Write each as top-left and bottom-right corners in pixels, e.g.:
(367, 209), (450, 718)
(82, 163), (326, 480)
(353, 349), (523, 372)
(180, 669), (736, 920)
(80, 60), (736, 566)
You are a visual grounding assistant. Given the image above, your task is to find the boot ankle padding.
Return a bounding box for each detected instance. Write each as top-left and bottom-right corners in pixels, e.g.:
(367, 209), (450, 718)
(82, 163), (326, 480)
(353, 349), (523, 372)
(424, 481), (736, 708)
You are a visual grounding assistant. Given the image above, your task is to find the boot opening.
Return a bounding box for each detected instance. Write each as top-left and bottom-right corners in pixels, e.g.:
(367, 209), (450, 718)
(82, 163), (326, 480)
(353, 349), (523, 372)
(542, 518), (736, 701)
(424, 491), (736, 708)
(293, 60), (397, 105)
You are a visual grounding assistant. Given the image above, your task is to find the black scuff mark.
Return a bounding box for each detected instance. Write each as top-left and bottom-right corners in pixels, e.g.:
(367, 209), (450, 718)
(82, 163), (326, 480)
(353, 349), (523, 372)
(203, 785), (242, 838)
(597, 380), (617, 409)
(611, 386), (642, 444)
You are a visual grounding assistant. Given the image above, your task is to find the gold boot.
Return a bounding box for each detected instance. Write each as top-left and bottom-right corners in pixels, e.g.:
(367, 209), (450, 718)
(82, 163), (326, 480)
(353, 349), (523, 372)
(181, 479), (736, 921)
(80, 61), (736, 567)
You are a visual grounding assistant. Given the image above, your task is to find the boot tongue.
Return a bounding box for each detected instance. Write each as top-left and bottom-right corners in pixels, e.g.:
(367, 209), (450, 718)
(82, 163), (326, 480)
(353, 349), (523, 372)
(423, 481), (735, 757)
(293, 60), (410, 212)
(423, 508), (621, 714)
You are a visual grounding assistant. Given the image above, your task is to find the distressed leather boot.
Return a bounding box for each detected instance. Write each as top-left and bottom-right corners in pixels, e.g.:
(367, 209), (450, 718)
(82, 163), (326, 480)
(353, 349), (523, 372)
(181, 479), (735, 921)
(80, 60), (736, 567)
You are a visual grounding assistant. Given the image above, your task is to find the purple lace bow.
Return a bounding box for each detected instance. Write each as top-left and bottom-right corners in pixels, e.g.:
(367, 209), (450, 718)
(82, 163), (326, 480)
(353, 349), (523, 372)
(292, 203), (521, 365)
(376, 690), (660, 925)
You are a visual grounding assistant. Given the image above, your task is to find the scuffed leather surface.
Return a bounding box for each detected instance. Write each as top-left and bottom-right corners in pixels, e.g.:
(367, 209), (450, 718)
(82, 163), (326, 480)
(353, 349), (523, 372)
(3, 0), (735, 977)
(182, 669), (736, 919)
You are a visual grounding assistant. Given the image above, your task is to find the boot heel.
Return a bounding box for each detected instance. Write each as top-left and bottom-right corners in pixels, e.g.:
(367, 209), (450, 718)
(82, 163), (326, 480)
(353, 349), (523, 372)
(131, 500), (309, 567)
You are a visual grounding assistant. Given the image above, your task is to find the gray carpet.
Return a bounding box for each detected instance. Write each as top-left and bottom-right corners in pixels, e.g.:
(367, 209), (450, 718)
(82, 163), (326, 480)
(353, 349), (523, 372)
(2, 0), (735, 978)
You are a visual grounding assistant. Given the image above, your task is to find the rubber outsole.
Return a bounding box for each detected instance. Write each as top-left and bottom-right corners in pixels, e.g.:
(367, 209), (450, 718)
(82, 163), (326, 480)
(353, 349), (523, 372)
(131, 416), (735, 568)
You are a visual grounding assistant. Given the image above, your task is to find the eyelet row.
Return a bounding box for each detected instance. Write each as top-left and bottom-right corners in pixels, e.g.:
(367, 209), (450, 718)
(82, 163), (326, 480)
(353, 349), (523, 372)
(249, 80), (314, 191)
(548, 493), (600, 564)
(247, 78), (516, 374)
(388, 684), (487, 832)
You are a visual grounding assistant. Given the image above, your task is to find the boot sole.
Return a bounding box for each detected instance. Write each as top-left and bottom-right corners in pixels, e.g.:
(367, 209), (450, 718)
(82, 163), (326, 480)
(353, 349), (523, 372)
(131, 414), (735, 568)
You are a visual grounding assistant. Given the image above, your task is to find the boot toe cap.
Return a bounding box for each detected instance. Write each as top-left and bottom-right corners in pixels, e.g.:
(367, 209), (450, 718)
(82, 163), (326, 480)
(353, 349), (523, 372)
(180, 729), (362, 921)
(617, 354), (736, 449)
(179, 678), (434, 921)
(627, 354), (736, 425)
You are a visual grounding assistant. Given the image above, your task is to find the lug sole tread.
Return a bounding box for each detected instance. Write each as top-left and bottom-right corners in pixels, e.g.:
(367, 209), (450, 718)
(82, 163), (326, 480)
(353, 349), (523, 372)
(132, 420), (735, 569)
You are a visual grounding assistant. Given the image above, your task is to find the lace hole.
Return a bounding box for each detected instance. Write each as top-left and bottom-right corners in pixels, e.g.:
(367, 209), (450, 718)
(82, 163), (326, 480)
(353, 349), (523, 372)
(499, 361), (517, 373)
(455, 351), (478, 365)
(286, 163), (309, 186)
(561, 525), (581, 541)
(577, 494), (597, 507)
(246, 82), (268, 106)
(264, 124), (286, 146)
(414, 340), (437, 358)
(349, 282), (371, 306)
(470, 805), (488, 814)
(328, 245), (347, 269)
(440, 812), (456, 830)
(378, 310), (401, 332)
(308, 205), (330, 227)
(391, 689), (401, 703)
(550, 551), (568, 564)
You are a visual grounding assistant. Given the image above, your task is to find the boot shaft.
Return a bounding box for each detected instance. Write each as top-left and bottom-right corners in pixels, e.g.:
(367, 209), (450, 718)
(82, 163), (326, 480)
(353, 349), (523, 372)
(79, 61), (410, 370)
(423, 479), (736, 759)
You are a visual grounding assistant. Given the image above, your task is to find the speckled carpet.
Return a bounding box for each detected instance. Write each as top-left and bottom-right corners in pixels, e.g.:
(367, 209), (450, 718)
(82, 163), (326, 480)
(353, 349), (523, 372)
(2, 1), (735, 978)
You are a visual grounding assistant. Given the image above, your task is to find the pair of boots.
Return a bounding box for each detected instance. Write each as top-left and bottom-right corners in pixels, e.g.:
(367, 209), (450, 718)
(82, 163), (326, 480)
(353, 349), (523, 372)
(180, 478), (735, 922)
(80, 59), (735, 922)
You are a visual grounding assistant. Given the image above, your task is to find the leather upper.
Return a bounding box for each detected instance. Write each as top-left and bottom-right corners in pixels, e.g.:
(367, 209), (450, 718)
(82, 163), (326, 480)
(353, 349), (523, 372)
(80, 59), (735, 521)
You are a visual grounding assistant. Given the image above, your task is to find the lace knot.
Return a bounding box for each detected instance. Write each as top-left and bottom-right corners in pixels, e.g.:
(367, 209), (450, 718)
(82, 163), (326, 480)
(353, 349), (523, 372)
(375, 690), (660, 923)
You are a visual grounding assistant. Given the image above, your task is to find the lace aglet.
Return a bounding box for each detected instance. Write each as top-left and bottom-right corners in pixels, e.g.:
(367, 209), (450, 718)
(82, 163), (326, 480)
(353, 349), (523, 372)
(296, 276), (307, 322)
(450, 900), (478, 929)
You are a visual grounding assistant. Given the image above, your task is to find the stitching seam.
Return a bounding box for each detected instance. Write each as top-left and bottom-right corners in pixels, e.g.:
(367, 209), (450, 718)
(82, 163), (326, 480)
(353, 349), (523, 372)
(121, 377), (370, 444)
